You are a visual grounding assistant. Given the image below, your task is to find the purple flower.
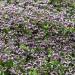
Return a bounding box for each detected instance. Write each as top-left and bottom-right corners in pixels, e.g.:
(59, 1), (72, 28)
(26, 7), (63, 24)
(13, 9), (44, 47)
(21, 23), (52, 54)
(1, 54), (8, 62)
(52, 53), (60, 60)
(0, 40), (4, 49)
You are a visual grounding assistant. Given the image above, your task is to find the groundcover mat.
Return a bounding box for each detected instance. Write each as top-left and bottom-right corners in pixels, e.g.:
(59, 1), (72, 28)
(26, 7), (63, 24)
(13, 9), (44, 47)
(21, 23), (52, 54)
(0, 0), (75, 75)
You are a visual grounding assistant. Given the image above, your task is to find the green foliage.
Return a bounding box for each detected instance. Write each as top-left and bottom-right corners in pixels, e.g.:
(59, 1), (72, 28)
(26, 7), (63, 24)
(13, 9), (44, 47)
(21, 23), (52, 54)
(0, 0), (75, 74)
(47, 60), (60, 69)
(0, 60), (4, 67)
(41, 22), (49, 30)
(49, 0), (61, 5)
(20, 44), (29, 51)
(29, 68), (39, 75)
(7, 0), (12, 4)
(43, 23), (49, 30)
(42, 59), (65, 75)
(3, 14), (10, 20)
(0, 70), (11, 75)
(63, 27), (75, 35)
(0, 60), (15, 75)
(34, 0), (38, 2)
(58, 26), (75, 36)
(0, 71), (5, 75)
(2, 27), (10, 34)
(0, 59), (14, 68)
(58, 64), (65, 75)
(4, 60), (13, 68)
(23, 28), (32, 36)
(48, 48), (53, 58)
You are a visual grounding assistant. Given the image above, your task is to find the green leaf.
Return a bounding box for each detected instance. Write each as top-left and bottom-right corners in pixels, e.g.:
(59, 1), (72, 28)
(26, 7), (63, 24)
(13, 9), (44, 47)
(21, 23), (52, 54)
(4, 60), (13, 68)
(47, 60), (60, 69)
(48, 48), (53, 57)
(63, 27), (75, 35)
(58, 64), (65, 75)
(50, 60), (59, 66)
(34, 0), (38, 2)
(20, 44), (29, 51)
(2, 27), (10, 34)
(43, 24), (49, 30)
(29, 68), (38, 75)
(0, 60), (4, 67)
(3, 14), (9, 20)
(7, 0), (12, 4)
(0, 71), (4, 75)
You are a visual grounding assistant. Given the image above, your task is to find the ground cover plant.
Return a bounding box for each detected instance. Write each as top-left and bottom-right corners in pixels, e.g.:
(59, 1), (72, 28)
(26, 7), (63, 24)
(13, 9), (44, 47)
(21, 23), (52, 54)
(0, 0), (75, 75)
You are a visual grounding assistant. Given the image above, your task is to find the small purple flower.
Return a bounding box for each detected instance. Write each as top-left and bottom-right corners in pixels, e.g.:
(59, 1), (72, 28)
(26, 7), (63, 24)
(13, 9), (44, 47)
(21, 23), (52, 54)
(0, 40), (4, 49)
(4, 4), (18, 14)
(19, 36), (28, 43)
(1, 54), (8, 62)
(52, 53), (60, 60)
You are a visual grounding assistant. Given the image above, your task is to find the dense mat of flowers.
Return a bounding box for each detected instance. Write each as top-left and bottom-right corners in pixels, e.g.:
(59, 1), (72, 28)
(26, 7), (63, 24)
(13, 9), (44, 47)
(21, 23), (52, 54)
(0, 0), (75, 75)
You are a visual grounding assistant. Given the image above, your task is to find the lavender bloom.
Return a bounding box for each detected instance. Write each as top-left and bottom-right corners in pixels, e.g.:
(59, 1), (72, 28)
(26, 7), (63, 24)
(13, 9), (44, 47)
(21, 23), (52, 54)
(1, 54), (9, 62)
(15, 16), (25, 24)
(52, 53), (60, 60)
(4, 4), (18, 14)
(0, 40), (4, 49)
(19, 36), (28, 43)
